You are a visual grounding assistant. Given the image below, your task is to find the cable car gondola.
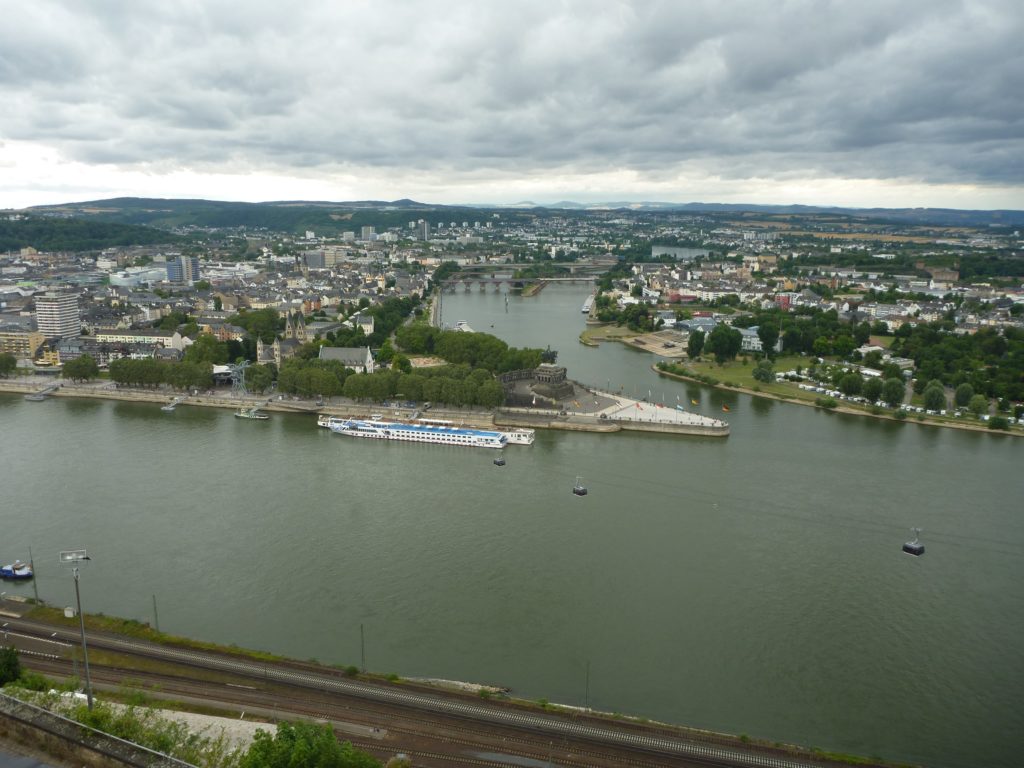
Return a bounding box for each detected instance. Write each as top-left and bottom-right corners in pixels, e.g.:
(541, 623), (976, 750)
(903, 527), (925, 556)
(573, 476), (588, 496)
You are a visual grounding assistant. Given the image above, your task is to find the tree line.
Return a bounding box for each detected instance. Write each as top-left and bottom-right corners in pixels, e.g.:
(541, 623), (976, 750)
(394, 324), (542, 372)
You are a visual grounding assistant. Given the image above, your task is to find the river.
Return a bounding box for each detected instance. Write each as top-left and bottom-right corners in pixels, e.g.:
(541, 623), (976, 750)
(2, 283), (1022, 767)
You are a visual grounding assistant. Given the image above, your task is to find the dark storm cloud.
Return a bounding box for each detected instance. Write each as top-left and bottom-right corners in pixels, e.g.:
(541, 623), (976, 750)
(2, 0), (1021, 189)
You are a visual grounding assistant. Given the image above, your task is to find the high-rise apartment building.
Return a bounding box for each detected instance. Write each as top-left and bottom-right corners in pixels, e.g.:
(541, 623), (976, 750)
(166, 255), (201, 285)
(34, 292), (81, 338)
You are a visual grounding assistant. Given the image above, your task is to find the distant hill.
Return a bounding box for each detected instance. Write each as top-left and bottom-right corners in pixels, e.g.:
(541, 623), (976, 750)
(19, 197), (526, 234)
(0, 216), (186, 253)
(513, 201), (1024, 227)
(16, 196), (1024, 231)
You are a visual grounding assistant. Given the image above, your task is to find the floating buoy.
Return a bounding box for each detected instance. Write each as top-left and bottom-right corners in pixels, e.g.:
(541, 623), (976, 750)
(493, 454), (506, 467)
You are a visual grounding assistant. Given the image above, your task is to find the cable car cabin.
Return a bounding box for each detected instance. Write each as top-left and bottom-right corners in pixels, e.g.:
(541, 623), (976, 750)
(493, 456), (506, 467)
(903, 527), (925, 556)
(573, 476), (587, 496)
(902, 540), (925, 556)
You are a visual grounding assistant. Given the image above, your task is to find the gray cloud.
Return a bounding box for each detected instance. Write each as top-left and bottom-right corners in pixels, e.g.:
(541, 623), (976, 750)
(1, 0), (1022, 202)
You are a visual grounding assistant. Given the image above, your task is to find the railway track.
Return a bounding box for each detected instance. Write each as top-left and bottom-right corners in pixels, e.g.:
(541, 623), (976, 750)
(8, 618), (875, 768)
(26, 656), (677, 768)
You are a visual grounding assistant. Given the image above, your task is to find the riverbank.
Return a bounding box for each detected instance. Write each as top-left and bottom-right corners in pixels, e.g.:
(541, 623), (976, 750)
(652, 364), (1021, 437)
(0, 378), (322, 414)
(1, 377), (728, 437)
(4, 602), (897, 768)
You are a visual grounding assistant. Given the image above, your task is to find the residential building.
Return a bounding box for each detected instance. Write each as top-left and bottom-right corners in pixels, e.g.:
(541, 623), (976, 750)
(0, 327), (45, 359)
(34, 292), (81, 338)
(739, 326), (783, 354)
(166, 255), (201, 285)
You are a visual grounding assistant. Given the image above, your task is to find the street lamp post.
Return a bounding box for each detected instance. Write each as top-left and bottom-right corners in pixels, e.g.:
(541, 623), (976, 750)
(60, 550), (93, 710)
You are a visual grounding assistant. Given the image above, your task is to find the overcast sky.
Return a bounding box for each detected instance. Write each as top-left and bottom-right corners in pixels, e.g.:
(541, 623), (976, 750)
(2, 0), (1022, 210)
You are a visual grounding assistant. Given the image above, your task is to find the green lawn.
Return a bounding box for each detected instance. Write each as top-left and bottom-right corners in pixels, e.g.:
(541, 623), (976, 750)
(677, 354), (819, 400)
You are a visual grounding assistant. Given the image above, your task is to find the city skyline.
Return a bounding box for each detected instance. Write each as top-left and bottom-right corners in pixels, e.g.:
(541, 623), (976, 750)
(2, 1), (1022, 211)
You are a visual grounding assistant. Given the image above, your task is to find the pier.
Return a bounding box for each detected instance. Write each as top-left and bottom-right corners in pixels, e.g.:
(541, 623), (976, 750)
(23, 383), (59, 401)
(160, 394), (188, 411)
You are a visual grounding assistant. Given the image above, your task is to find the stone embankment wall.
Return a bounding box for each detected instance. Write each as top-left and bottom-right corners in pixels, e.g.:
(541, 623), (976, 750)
(2, 381), (728, 436)
(495, 408), (729, 436)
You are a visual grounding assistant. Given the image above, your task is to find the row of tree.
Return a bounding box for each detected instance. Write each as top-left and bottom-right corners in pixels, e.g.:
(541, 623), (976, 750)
(346, 366), (506, 407)
(108, 358), (217, 390)
(276, 358), (351, 398)
(273, 355), (507, 407)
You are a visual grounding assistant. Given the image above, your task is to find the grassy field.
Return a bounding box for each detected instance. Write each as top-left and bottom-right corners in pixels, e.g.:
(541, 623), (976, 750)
(579, 324), (642, 343)
(679, 354), (820, 401)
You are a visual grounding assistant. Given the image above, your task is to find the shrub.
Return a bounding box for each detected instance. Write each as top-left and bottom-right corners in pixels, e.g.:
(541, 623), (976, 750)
(988, 416), (1010, 431)
(0, 646), (20, 685)
(18, 670), (52, 692)
(815, 396), (838, 409)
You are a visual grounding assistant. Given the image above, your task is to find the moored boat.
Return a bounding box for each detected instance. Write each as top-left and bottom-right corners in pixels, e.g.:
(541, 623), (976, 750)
(0, 560), (33, 580)
(502, 428), (535, 445)
(235, 408), (269, 420)
(330, 417), (506, 449)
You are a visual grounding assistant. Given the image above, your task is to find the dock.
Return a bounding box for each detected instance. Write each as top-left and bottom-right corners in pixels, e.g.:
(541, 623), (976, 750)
(24, 384), (59, 401)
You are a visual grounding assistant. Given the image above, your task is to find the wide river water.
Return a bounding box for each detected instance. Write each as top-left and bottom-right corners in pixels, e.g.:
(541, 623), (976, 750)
(2, 284), (1022, 767)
